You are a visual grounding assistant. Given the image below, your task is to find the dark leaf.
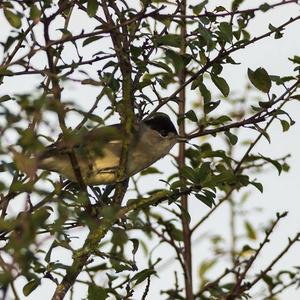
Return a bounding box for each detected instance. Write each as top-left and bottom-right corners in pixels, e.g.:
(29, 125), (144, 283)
(156, 34), (182, 48)
(211, 74), (230, 97)
(4, 9), (22, 29)
(149, 61), (173, 73)
(88, 284), (107, 300)
(199, 82), (211, 103)
(195, 193), (214, 208)
(225, 131), (238, 145)
(250, 181), (263, 193)
(248, 67), (271, 93)
(23, 279), (40, 296)
(194, 162), (211, 183)
(83, 36), (102, 47)
(130, 239), (139, 256)
(280, 120), (290, 132)
(204, 100), (220, 114)
(185, 110), (198, 122)
(245, 221), (256, 240)
(165, 49), (185, 73)
(259, 154), (282, 175)
(289, 55), (300, 64)
(232, 0), (245, 11)
(169, 227), (184, 241)
(259, 3), (271, 12)
(182, 166), (195, 182)
(140, 167), (162, 175)
(218, 22), (233, 43)
(254, 125), (271, 143)
(131, 269), (156, 285)
(262, 274), (275, 288)
(30, 4), (41, 21)
(0, 95), (11, 103)
(190, 0), (208, 14)
(87, 0), (99, 17)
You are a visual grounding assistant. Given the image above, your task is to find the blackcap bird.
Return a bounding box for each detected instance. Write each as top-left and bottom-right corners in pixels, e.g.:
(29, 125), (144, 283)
(38, 113), (179, 185)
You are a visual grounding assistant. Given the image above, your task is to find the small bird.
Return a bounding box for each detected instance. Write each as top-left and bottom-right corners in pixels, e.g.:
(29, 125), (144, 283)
(37, 113), (179, 185)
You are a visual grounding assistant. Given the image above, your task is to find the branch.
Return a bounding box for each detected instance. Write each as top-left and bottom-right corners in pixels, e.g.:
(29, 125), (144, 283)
(47, 6), (165, 47)
(148, 14), (300, 116)
(228, 212), (288, 297)
(190, 77), (299, 235)
(51, 187), (195, 299)
(245, 232), (300, 291)
(187, 115), (266, 139)
(177, 1), (193, 299)
(156, 0), (298, 20)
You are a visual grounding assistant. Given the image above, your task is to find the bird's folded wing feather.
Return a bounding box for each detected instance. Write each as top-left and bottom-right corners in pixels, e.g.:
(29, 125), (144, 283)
(38, 125), (125, 182)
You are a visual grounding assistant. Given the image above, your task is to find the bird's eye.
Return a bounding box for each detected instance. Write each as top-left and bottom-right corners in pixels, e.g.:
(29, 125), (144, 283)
(159, 130), (168, 137)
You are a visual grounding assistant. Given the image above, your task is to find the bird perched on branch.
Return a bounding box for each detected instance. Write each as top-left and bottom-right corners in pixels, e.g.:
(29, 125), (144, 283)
(20, 112), (179, 185)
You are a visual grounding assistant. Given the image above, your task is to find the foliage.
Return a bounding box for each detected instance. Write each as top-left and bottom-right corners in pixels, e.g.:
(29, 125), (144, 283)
(0, 0), (300, 299)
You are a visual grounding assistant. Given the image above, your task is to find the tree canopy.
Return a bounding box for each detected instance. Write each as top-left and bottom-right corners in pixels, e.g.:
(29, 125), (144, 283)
(0, 0), (300, 299)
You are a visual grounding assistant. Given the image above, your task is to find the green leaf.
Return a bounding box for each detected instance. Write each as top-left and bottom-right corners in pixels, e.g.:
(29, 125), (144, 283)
(248, 67), (271, 93)
(23, 279), (40, 296)
(262, 274), (275, 288)
(259, 101), (272, 108)
(215, 6), (226, 12)
(250, 181), (263, 193)
(0, 95), (11, 103)
(210, 115), (232, 125)
(254, 125), (271, 143)
(45, 240), (59, 263)
(195, 193), (214, 208)
(199, 82), (211, 103)
(149, 61), (173, 73)
(259, 3), (271, 12)
(181, 166), (195, 182)
(156, 34), (182, 48)
(198, 24), (215, 50)
(211, 74), (230, 97)
(291, 94), (300, 101)
(165, 49), (185, 73)
(245, 221), (256, 240)
(289, 55), (300, 64)
(218, 22), (233, 43)
(194, 162), (210, 182)
(130, 239), (139, 256)
(140, 167), (162, 175)
(4, 8), (22, 29)
(231, 0), (245, 11)
(280, 120), (290, 132)
(178, 204), (191, 224)
(185, 110), (198, 122)
(131, 269), (156, 285)
(224, 131), (238, 145)
(198, 260), (216, 279)
(111, 228), (128, 246)
(191, 0), (208, 14)
(169, 227), (184, 241)
(30, 4), (41, 21)
(83, 36), (102, 47)
(204, 100), (220, 114)
(259, 154), (282, 175)
(87, 0), (99, 17)
(88, 284), (107, 300)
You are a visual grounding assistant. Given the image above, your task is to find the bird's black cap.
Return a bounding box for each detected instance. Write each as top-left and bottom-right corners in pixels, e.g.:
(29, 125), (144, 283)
(144, 113), (178, 137)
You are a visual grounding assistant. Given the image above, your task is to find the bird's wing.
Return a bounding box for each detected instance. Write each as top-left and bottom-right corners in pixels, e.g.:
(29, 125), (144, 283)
(40, 124), (122, 159)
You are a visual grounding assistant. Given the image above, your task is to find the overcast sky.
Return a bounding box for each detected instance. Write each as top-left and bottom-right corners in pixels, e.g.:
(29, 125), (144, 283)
(1, 0), (300, 299)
